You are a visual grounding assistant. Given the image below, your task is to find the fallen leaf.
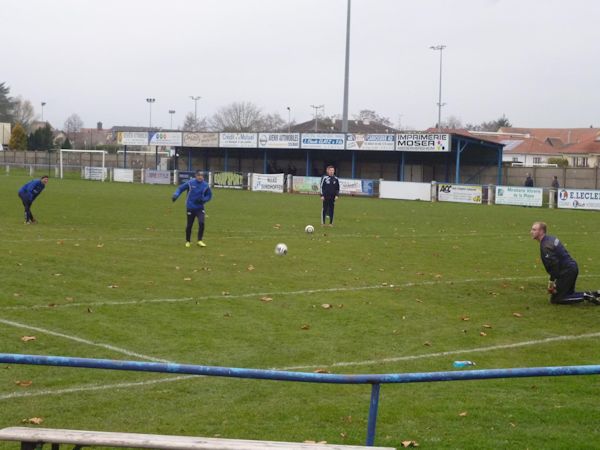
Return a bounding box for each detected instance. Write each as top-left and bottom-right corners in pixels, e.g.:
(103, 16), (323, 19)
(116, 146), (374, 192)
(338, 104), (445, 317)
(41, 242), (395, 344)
(183, 277), (192, 281)
(459, 411), (468, 417)
(434, 274), (443, 279)
(321, 303), (333, 309)
(223, 313), (231, 318)
(301, 324), (310, 330)
(337, 304), (344, 308)
(56, 240), (64, 245)
(314, 368), (330, 373)
(22, 417), (43, 425)
(175, 266), (180, 270)
(15, 380), (33, 387)
(13, 293), (21, 297)
(87, 307), (93, 313)
(74, 243), (80, 247)
(96, 243), (104, 248)
(64, 297), (74, 301)
(400, 441), (419, 448)
(423, 341), (431, 346)
(222, 291), (230, 296)
(53, 273), (62, 277)
(47, 303), (57, 308)
(461, 316), (470, 321)
(21, 336), (36, 342)
(340, 432), (347, 438)
(247, 265), (255, 271)
(513, 312), (523, 318)
(260, 296), (273, 302)
(107, 284), (119, 289)
(480, 332), (487, 337)
(482, 324), (492, 329)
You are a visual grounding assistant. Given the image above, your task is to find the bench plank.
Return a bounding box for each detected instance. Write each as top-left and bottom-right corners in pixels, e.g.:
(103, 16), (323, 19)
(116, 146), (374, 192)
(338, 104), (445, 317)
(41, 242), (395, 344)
(0, 428), (395, 450)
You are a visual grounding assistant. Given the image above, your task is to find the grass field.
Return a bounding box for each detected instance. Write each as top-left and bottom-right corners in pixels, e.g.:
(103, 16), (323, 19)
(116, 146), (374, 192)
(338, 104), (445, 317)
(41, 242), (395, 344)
(1, 173), (600, 449)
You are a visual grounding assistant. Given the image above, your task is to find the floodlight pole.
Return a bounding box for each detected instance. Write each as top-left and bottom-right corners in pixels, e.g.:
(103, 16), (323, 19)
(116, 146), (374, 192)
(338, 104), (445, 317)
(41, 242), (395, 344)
(430, 45), (446, 130)
(169, 110), (176, 129)
(341, 0), (351, 133)
(190, 96), (201, 125)
(41, 102), (46, 122)
(286, 106), (291, 133)
(146, 98), (156, 128)
(310, 104), (324, 132)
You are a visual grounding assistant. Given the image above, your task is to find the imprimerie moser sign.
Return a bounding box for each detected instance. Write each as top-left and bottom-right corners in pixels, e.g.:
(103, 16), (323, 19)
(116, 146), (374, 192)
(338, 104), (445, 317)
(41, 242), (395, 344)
(396, 133), (451, 152)
(301, 133), (345, 150)
(258, 133), (300, 149)
(346, 134), (395, 151)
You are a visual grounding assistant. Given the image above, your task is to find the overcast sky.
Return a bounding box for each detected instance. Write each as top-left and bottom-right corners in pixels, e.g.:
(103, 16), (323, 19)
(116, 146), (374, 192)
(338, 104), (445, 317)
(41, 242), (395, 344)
(2, 0), (599, 131)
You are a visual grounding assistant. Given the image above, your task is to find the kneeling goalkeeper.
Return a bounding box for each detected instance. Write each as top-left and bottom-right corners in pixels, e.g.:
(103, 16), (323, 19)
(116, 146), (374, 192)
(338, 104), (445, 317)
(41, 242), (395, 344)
(172, 171), (212, 248)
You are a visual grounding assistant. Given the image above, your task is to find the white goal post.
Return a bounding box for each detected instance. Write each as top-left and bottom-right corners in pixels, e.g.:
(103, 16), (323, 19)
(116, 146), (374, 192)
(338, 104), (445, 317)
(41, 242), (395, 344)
(59, 149), (107, 181)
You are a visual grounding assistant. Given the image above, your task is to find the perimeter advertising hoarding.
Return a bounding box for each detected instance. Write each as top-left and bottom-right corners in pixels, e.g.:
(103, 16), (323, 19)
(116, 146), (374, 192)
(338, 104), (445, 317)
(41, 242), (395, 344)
(219, 133), (257, 148)
(213, 171), (244, 189)
(339, 178), (376, 196)
(495, 186), (543, 207)
(117, 132), (148, 146)
(396, 133), (451, 152)
(291, 176), (321, 194)
(346, 134), (395, 151)
(558, 189), (600, 210)
(113, 168), (134, 183)
(438, 184), (482, 204)
(251, 173), (285, 193)
(301, 133), (345, 150)
(83, 166), (107, 181)
(145, 170), (171, 185)
(258, 133), (300, 149)
(182, 133), (219, 148)
(149, 132), (182, 146)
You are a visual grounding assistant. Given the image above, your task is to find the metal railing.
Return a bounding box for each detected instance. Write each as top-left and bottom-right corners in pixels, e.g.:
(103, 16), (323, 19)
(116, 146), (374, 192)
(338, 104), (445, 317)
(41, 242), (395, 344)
(1, 354), (599, 446)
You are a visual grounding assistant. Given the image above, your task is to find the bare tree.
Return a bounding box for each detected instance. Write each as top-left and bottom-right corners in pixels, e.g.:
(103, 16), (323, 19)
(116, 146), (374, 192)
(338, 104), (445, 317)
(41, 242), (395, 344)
(256, 113), (286, 131)
(353, 109), (393, 127)
(12, 96), (35, 132)
(64, 113), (84, 134)
(182, 112), (207, 132)
(209, 101), (264, 132)
(441, 115), (463, 129)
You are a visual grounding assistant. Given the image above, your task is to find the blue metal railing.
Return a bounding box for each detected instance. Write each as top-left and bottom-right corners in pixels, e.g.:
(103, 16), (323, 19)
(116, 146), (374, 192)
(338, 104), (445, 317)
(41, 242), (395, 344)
(1, 353), (600, 446)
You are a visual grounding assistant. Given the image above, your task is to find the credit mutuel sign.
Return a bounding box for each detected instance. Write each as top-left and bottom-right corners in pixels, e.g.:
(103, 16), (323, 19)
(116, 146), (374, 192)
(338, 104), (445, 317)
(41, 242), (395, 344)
(396, 133), (451, 152)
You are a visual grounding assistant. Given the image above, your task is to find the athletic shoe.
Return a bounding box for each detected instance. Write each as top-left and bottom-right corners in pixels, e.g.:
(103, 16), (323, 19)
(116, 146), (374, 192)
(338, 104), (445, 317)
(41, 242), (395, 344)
(583, 292), (600, 305)
(197, 240), (206, 247)
(185, 242), (191, 248)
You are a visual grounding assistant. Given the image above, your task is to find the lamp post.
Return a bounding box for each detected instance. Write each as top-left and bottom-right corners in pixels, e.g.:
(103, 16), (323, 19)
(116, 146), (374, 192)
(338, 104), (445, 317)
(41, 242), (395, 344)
(146, 98), (156, 128)
(41, 102), (46, 122)
(190, 96), (201, 125)
(310, 104), (324, 132)
(429, 44), (446, 130)
(169, 110), (176, 129)
(341, 0), (351, 133)
(286, 106), (291, 133)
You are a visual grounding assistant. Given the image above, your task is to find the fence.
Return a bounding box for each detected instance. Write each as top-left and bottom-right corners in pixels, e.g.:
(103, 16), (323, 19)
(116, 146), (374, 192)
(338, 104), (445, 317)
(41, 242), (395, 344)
(1, 353), (599, 446)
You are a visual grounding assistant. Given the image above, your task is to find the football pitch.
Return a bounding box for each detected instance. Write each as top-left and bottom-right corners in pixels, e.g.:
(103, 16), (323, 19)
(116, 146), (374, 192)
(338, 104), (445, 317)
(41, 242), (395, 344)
(1, 174), (600, 449)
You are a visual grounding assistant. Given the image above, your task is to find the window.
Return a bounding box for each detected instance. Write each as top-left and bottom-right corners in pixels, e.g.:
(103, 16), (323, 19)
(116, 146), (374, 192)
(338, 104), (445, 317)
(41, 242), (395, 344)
(512, 157), (520, 162)
(573, 157), (588, 167)
(533, 157), (542, 164)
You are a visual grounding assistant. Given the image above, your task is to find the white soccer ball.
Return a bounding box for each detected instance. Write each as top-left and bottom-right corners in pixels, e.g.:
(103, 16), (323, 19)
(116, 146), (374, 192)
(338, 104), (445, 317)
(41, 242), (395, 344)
(305, 225), (315, 234)
(275, 243), (288, 256)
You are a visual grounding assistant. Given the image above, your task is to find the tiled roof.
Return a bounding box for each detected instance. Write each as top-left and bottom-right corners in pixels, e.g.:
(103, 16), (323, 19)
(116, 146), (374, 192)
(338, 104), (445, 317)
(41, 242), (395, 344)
(498, 127), (599, 144)
(559, 132), (600, 154)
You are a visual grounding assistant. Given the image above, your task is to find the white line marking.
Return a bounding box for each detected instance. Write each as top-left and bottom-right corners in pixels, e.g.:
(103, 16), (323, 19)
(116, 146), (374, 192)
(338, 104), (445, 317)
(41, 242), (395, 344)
(3, 274), (585, 311)
(3, 331), (600, 401)
(0, 376), (194, 400)
(0, 318), (172, 363)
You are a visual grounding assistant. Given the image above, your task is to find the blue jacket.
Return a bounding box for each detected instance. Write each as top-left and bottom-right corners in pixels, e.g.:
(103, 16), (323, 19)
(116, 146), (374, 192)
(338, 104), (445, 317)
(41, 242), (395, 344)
(540, 235), (578, 281)
(18, 179), (46, 202)
(172, 178), (212, 210)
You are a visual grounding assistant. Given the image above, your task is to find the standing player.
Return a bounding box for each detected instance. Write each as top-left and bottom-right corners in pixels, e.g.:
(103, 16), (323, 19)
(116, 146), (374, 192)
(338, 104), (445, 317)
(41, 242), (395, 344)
(530, 221), (600, 305)
(320, 165), (339, 226)
(18, 175), (49, 224)
(172, 171), (212, 248)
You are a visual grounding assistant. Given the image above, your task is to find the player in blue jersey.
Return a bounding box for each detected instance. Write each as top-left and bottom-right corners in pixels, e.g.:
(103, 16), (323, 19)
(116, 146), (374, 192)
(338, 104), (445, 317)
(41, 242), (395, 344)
(530, 221), (600, 304)
(18, 175), (49, 224)
(172, 171), (212, 248)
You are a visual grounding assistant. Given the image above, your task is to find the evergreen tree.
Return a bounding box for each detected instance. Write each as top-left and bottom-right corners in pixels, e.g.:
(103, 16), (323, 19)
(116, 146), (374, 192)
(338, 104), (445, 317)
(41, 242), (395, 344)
(0, 82), (15, 123)
(9, 123), (27, 150)
(62, 137), (72, 149)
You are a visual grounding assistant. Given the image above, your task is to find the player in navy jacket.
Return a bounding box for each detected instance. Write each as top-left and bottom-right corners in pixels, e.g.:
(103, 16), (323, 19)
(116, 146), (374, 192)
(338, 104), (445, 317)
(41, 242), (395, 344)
(18, 175), (49, 224)
(530, 221), (600, 304)
(172, 171), (212, 247)
(320, 165), (340, 226)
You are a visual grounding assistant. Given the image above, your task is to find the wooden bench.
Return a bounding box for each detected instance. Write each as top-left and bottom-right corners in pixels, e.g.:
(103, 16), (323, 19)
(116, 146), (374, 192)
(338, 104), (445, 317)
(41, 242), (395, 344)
(0, 428), (395, 450)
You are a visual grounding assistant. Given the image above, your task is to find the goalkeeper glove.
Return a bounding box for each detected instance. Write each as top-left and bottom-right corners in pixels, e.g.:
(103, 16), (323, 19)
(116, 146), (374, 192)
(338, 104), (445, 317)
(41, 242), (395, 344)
(547, 280), (557, 294)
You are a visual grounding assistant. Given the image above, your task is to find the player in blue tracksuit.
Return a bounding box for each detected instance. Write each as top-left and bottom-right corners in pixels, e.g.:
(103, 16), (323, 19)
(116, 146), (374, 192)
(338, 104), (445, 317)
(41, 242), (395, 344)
(320, 165), (340, 226)
(172, 171), (212, 248)
(18, 175), (49, 224)
(530, 221), (600, 304)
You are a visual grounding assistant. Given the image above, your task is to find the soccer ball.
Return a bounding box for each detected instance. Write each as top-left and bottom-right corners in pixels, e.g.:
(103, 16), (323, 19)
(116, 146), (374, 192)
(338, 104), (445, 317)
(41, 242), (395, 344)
(305, 225), (314, 234)
(275, 243), (288, 256)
